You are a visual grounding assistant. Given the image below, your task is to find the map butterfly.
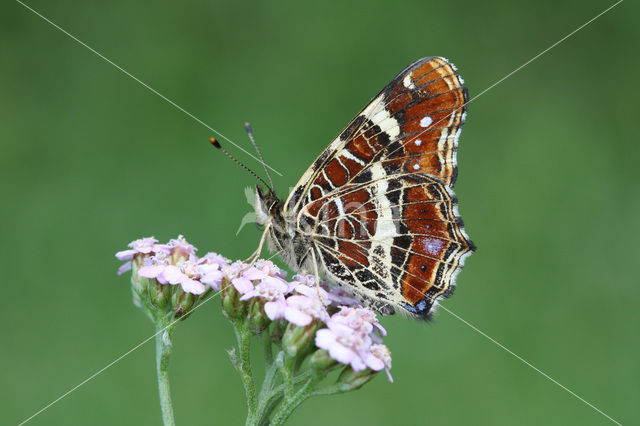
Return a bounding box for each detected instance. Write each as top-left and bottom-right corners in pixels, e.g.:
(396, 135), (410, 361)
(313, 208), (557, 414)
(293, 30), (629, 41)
(253, 57), (475, 319)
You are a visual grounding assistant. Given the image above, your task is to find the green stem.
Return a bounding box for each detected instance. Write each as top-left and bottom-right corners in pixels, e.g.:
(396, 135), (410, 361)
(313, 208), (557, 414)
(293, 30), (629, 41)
(253, 352), (322, 426)
(155, 321), (175, 426)
(277, 355), (296, 400)
(309, 383), (349, 397)
(252, 352), (283, 426)
(268, 374), (323, 426)
(262, 331), (273, 367)
(234, 322), (257, 422)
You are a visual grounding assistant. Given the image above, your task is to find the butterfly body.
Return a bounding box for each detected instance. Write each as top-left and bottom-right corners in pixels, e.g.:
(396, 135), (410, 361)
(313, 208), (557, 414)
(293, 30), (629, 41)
(255, 186), (316, 275)
(255, 57), (475, 319)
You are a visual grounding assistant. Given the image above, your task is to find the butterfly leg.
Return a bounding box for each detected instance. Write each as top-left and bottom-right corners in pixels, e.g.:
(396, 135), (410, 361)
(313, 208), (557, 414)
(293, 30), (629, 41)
(310, 249), (323, 300)
(245, 224), (271, 265)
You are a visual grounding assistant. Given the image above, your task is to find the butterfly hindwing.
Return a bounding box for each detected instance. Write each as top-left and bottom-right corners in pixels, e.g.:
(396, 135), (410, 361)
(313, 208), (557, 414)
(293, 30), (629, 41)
(300, 172), (473, 318)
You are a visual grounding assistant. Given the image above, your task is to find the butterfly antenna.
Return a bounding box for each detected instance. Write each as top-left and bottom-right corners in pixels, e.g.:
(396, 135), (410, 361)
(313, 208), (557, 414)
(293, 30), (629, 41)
(210, 138), (272, 190)
(244, 122), (274, 190)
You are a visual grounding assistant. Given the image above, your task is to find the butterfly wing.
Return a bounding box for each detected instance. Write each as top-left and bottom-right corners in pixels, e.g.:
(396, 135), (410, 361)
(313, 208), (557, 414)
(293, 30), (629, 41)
(284, 56), (467, 216)
(300, 171), (474, 318)
(283, 57), (472, 318)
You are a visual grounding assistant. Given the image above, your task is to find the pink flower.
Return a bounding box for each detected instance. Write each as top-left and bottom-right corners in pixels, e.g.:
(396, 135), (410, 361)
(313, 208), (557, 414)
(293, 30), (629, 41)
(330, 307), (387, 339)
(253, 259), (287, 278)
(197, 252), (228, 291)
(115, 237), (169, 275)
(326, 286), (360, 308)
(370, 344), (393, 382)
(315, 309), (392, 377)
(139, 255), (206, 295)
(168, 235), (197, 261)
(240, 276), (292, 320)
(315, 322), (373, 371)
(243, 260), (288, 284)
(138, 253), (171, 283)
(223, 261), (254, 294)
(242, 267), (264, 281)
(198, 263), (225, 291)
(199, 252), (229, 268)
(279, 295), (329, 326)
(240, 276), (291, 301)
(225, 259), (289, 295)
(292, 274), (361, 309)
(291, 274), (332, 305)
(169, 260), (206, 294)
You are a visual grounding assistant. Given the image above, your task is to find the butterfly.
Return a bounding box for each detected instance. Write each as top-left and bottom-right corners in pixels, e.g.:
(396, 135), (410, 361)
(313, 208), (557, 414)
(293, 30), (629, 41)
(253, 57), (475, 319)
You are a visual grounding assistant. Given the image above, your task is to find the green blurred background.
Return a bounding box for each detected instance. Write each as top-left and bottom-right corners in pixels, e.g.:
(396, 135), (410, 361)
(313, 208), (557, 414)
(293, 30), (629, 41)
(2, 0), (638, 424)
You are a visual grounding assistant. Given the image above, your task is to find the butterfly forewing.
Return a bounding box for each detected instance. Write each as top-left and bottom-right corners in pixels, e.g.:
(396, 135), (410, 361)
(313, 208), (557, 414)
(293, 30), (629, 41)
(279, 57), (473, 318)
(285, 57), (467, 216)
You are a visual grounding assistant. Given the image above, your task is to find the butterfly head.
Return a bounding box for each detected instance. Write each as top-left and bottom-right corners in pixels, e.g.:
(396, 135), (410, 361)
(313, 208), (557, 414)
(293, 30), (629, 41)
(254, 185), (283, 228)
(254, 185), (295, 259)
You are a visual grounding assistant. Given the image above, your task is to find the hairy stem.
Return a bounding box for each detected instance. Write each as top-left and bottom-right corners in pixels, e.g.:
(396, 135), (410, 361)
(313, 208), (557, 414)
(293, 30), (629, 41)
(268, 373), (324, 426)
(262, 331), (273, 367)
(234, 322), (257, 422)
(252, 351), (282, 426)
(155, 321), (175, 426)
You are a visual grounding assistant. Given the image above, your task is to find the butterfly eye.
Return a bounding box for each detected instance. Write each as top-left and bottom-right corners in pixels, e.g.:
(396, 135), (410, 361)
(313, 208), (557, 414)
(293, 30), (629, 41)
(420, 265), (427, 272)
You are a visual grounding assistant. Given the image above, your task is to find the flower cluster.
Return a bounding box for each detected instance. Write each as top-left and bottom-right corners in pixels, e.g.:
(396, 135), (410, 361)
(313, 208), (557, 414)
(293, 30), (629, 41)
(115, 237), (168, 275)
(116, 236), (392, 380)
(115, 235), (228, 318)
(237, 273), (392, 380)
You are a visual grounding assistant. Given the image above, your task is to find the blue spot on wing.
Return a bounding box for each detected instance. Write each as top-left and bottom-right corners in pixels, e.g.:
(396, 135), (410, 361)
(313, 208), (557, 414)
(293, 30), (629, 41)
(403, 303), (418, 314)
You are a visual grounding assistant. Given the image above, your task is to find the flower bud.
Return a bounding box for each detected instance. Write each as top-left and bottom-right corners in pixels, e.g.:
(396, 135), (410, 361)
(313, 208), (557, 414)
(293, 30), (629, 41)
(131, 254), (150, 287)
(282, 322), (319, 357)
(221, 277), (246, 320)
(117, 236), (214, 322)
(309, 349), (338, 371)
(271, 319), (286, 341)
(169, 235), (195, 264)
(148, 281), (171, 310)
(335, 366), (378, 391)
(173, 289), (196, 318)
(247, 299), (270, 334)
(131, 290), (143, 309)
